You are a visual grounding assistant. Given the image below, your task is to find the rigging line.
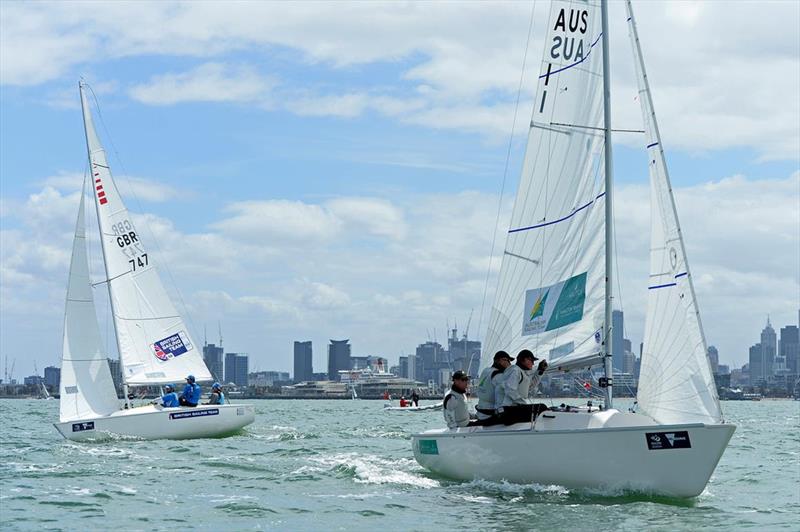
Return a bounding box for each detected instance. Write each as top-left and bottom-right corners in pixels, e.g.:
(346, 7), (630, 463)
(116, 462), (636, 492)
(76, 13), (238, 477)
(85, 82), (203, 347)
(476, 0), (538, 348)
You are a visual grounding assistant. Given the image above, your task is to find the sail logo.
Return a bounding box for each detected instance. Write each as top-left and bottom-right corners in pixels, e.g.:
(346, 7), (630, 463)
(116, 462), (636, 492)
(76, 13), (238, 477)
(92, 164), (108, 206)
(152, 331), (193, 361)
(549, 7), (590, 63)
(530, 290), (549, 321)
(523, 272), (587, 336)
(646, 431), (691, 450)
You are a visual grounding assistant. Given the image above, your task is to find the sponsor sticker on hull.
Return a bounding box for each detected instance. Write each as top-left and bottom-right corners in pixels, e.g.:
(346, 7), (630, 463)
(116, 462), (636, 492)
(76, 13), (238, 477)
(169, 409), (219, 420)
(72, 421), (95, 432)
(646, 431), (691, 450)
(419, 439), (439, 455)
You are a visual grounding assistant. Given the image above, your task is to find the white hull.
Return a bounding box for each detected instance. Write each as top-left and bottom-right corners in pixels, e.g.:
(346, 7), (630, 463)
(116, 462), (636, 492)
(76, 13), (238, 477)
(54, 403), (255, 441)
(412, 409), (734, 498)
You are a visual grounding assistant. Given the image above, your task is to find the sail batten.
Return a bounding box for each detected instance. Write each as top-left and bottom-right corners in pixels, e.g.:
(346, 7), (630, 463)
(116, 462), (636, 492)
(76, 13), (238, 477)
(79, 83), (211, 386)
(625, 1), (721, 425)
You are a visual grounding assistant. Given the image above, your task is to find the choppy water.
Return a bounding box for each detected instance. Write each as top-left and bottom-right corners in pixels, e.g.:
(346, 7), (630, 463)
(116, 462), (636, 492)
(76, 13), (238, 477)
(1, 398), (797, 531)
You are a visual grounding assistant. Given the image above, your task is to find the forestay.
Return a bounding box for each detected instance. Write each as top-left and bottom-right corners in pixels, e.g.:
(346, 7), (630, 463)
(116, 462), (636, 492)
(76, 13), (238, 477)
(79, 84), (212, 386)
(626, 1), (721, 425)
(484, 0), (606, 372)
(59, 183), (120, 422)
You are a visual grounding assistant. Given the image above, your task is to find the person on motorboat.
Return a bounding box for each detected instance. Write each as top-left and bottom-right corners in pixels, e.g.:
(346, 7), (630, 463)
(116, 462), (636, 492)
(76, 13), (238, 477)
(153, 383), (179, 407)
(411, 390), (420, 407)
(207, 382), (225, 405)
(400, 396), (408, 407)
(474, 351), (514, 426)
(443, 370), (471, 429)
(499, 350), (548, 425)
(179, 375), (201, 407)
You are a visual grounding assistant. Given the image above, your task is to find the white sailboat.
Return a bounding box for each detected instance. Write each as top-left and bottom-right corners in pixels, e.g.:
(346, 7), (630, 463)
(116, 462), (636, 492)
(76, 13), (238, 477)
(412, 0), (734, 497)
(54, 82), (255, 441)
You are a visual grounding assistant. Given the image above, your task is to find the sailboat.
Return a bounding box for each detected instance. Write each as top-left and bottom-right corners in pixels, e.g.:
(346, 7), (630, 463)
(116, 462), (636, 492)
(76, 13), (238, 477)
(411, 0), (734, 497)
(54, 82), (255, 441)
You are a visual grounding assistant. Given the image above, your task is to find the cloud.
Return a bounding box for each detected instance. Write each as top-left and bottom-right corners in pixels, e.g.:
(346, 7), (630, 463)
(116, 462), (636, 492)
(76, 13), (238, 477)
(129, 62), (276, 105)
(3, 1), (796, 159)
(39, 172), (184, 203)
(1, 170), (797, 376)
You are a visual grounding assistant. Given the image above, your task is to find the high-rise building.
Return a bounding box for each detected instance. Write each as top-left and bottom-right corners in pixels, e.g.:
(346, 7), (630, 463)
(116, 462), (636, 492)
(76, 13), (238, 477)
(399, 356), (409, 379)
(447, 328), (481, 378)
(612, 310), (624, 371)
(415, 341), (448, 386)
(225, 352), (249, 386)
(293, 341), (313, 383)
(43, 366), (61, 389)
(327, 339), (351, 381)
(761, 317), (777, 379)
(748, 343), (763, 385)
(203, 343), (224, 382)
(707, 345), (719, 374)
(622, 350), (636, 375)
(779, 325), (799, 374)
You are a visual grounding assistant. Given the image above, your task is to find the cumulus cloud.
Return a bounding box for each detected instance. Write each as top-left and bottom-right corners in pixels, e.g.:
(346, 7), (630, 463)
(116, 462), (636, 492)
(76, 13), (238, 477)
(39, 172), (185, 203)
(2, 1), (797, 158)
(1, 167), (797, 374)
(129, 63), (276, 105)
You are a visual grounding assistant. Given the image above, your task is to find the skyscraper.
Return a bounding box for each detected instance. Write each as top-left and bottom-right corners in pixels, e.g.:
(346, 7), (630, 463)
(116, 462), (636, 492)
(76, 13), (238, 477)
(43, 366), (61, 389)
(225, 352), (249, 386)
(203, 343), (224, 382)
(748, 343), (763, 385)
(327, 339), (351, 381)
(760, 317), (777, 379)
(707, 345), (719, 374)
(293, 341), (313, 383)
(612, 310), (624, 371)
(779, 325), (799, 375)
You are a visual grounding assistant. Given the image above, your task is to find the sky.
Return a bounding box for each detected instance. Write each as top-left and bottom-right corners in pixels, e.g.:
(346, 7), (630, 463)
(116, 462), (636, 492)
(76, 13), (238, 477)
(1, 0), (798, 379)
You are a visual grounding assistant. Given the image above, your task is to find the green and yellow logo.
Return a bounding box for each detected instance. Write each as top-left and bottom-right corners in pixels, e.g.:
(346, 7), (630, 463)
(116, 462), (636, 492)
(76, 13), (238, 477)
(529, 290), (549, 321)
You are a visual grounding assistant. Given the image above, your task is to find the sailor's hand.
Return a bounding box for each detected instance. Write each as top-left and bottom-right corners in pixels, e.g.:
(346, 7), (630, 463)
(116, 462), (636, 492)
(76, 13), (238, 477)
(537, 360), (548, 374)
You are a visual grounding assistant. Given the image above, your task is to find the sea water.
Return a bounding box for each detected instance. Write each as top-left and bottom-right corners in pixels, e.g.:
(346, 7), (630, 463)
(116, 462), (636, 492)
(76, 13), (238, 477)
(1, 398), (797, 531)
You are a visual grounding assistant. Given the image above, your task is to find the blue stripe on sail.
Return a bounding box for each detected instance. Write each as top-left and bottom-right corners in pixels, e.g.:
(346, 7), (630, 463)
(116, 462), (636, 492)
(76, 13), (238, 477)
(538, 33), (603, 79)
(646, 142), (659, 149)
(674, 272), (688, 278)
(649, 282), (677, 290)
(509, 192), (605, 234)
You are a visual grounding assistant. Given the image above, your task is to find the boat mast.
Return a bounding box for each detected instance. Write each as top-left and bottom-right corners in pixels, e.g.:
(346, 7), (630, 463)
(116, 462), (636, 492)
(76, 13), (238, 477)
(600, 0), (614, 409)
(78, 81), (130, 409)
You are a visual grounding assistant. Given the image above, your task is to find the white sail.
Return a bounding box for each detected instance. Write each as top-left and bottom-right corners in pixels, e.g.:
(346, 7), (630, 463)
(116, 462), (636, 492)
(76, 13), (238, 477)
(484, 0), (606, 371)
(59, 183), (120, 422)
(79, 83), (211, 386)
(626, 2), (721, 425)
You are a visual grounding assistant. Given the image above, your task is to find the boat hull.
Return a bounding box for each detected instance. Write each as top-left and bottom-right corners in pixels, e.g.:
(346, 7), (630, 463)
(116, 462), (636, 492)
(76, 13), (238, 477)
(54, 403), (255, 441)
(412, 410), (735, 498)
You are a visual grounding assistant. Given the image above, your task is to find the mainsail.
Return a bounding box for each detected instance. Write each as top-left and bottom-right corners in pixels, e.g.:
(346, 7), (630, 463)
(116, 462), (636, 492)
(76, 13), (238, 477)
(59, 182), (119, 422)
(484, 0), (606, 372)
(79, 83), (212, 386)
(626, 1), (721, 425)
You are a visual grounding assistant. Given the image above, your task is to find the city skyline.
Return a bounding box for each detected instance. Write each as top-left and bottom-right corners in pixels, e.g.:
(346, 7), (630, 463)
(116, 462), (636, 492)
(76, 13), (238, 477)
(1, 2), (798, 378)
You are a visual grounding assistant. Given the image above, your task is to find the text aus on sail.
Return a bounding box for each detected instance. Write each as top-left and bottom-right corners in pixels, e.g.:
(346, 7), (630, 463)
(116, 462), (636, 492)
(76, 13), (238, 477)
(550, 7), (591, 62)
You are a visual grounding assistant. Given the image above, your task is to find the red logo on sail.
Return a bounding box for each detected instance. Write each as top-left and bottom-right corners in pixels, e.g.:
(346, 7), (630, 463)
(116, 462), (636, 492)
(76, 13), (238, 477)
(93, 165), (108, 205)
(153, 344), (169, 361)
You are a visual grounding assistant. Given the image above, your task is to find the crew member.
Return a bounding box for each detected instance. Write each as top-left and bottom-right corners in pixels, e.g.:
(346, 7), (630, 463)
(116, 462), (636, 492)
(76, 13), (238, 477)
(475, 351), (514, 425)
(154, 384), (179, 407)
(399, 396), (408, 407)
(443, 370), (471, 429)
(179, 375), (201, 407)
(499, 350), (548, 425)
(411, 390), (420, 407)
(207, 382), (225, 405)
